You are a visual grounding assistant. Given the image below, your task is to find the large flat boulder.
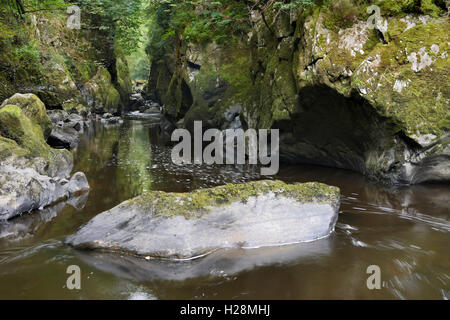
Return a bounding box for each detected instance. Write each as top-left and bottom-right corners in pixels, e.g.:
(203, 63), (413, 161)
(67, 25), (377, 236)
(66, 180), (340, 260)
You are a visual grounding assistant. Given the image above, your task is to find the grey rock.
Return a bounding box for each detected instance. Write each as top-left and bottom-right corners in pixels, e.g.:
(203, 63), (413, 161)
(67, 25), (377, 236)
(66, 181), (340, 260)
(47, 127), (80, 150)
(125, 111), (162, 122)
(143, 107), (161, 114)
(47, 109), (69, 124)
(0, 161), (90, 221)
(100, 116), (123, 126)
(0, 192), (89, 241)
(66, 172), (90, 196)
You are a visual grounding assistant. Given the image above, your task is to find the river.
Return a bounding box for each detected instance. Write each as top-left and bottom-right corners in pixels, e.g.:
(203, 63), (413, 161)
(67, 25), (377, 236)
(0, 119), (448, 299)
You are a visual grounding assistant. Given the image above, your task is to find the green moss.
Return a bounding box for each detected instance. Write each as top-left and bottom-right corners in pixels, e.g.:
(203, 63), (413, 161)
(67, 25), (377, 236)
(130, 180), (340, 219)
(62, 100), (89, 115)
(87, 67), (121, 113)
(116, 56), (133, 103)
(0, 93), (52, 139)
(0, 105), (51, 159)
(420, 0), (444, 17)
(0, 136), (29, 161)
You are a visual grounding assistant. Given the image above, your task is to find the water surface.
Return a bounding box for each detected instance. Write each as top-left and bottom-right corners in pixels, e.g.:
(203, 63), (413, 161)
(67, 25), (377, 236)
(0, 120), (448, 299)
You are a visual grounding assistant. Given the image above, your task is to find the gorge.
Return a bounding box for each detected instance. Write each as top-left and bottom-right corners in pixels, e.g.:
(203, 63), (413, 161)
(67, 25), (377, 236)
(0, 0), (448, 300)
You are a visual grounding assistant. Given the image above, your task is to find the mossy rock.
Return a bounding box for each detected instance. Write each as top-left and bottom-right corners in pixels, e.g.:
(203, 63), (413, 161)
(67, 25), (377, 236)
(0, 105), (52, 159)
(130, 180), (340, 219)
(66, 180), (341, 260)
(62, 100), (89, 116)
(116, 57), (133, 103)
(0, 104), (72, 178)
(0, 93), (53, 139)
(85, 67), (121, 114)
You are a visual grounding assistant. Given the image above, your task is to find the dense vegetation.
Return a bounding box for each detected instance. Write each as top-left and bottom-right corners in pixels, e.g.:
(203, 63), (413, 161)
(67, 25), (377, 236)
(143, 0), (447, 65)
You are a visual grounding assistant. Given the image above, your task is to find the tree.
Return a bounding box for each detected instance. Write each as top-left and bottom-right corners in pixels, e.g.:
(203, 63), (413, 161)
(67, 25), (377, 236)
(75, 0), (144, 55)
(1, 0), (67, 16)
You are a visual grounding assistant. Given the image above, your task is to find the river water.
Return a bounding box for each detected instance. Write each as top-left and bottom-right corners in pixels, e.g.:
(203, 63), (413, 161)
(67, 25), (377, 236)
(0, 119), (448, 299)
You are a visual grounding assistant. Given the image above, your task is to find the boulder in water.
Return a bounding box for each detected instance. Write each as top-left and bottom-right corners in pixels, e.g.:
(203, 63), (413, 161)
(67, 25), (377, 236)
(66, 180), (340, 260)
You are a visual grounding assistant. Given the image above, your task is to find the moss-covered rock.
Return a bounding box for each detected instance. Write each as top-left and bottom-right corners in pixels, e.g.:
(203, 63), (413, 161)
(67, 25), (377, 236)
(83, 67), (121, 114)
(1, 93), (52, 139)
(146, 3), (448, 184)
(0, 102), (89, 220)
(116, 56), (133, 104)
(66, 180), (340, 259)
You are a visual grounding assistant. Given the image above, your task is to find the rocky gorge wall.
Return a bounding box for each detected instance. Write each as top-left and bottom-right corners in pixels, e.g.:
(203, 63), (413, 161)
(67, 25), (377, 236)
(146, 1), (449, 185)
(0, 8), (133, 219)
(0, 10), (133, 116)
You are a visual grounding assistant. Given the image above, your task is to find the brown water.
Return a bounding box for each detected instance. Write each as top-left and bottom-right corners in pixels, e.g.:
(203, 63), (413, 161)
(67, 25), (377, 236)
(0, 120), (449, 300)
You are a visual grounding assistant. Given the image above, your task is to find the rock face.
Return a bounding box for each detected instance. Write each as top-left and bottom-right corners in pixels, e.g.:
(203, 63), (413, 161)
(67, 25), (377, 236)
(0, 94), (90, 220)
(0, 11), (132, 116)
(146, 4), (449, 185)
(66, 180), (340, 260)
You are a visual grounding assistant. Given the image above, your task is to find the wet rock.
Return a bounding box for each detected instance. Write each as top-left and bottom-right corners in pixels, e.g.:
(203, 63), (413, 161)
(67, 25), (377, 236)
(0, 160), (89, 221)
(100, 116), (123, 126)
(0, 101), (90, 220)
(47, 109), (69, 124)
(143, 106), (161, 114)
(47, 126), (80, 150)
(0, 192), (89, 241)
(125, 111), (162, 121)
(66, 180), (340, 260)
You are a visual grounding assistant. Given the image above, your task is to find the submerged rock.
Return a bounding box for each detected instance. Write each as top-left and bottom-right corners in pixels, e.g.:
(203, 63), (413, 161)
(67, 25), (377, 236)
(66, 180), (340, 260)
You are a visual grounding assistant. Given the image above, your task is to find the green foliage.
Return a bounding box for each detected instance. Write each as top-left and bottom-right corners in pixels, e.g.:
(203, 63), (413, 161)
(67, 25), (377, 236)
(322, 0), (359, 30)
(75, 0), (144, 55)
(273, 0), (316, 11)
(146, 0), (251, 55)
(14, 39), (40, 65)
(0, 0), (67, 16)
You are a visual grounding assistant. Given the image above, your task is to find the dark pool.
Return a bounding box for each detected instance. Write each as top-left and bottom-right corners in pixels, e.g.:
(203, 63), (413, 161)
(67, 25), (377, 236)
(0, 120), (448, 299)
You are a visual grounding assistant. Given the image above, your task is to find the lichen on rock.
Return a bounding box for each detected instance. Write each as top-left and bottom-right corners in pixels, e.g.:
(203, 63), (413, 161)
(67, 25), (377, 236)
(0, 94), (89, 220)
(66, 180), (340, 260)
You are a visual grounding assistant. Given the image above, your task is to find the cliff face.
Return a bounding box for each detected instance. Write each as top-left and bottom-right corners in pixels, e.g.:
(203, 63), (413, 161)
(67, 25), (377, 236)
(146, 3), (449, 185)
(0, 11), (132, 115)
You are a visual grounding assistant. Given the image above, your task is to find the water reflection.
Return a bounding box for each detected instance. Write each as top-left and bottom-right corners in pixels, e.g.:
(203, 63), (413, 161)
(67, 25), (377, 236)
(0, 119), (448, 300)
(76, 238), (333, 283)
(0, 193), (89, 245)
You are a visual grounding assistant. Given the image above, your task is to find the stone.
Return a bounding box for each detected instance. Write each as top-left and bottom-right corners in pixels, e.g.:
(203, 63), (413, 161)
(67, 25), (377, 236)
(47, 127), (80, 150)
(0, 93), (53, 139)
(143, 107), (161, 114)
(66, 180), (340, 260)
(0, 103), (89, 220)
